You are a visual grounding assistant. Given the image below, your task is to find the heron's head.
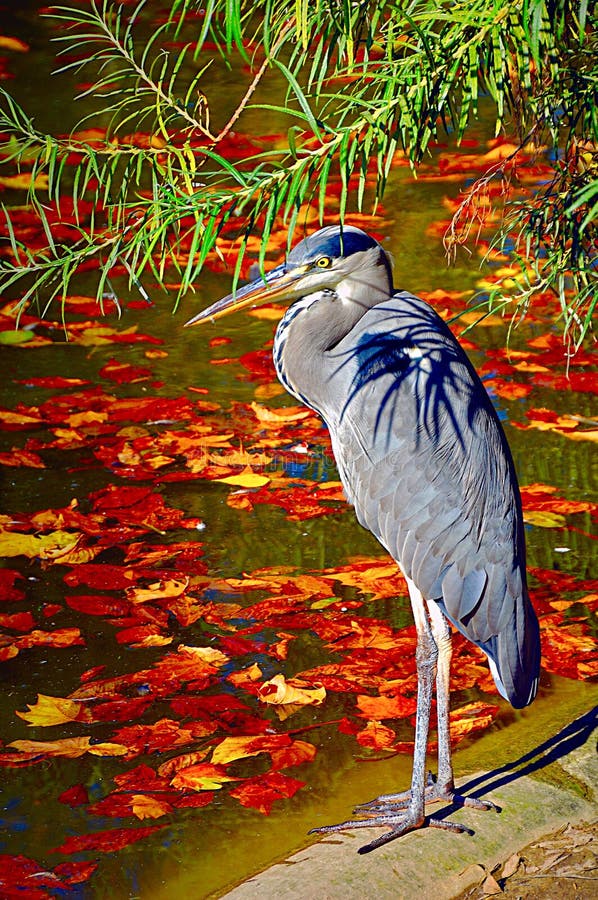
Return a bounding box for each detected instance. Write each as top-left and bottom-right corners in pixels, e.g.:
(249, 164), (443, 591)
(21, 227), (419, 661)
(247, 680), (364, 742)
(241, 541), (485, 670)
(184, 225), (393, 327)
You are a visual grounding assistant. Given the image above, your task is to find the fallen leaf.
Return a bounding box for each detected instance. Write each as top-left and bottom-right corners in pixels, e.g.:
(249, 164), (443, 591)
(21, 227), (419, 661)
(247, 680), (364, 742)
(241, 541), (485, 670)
(53, 825), (163, 855)
(217, 467), (271, 488)
(229, 771), (305, 814)
(169, 763), (239, 791)
(356, 692), (417, 720)
(211, 734), (291, 766)
(126, 577), (189, 604)
(0, 172), (48, 190)
(523, 510), (567, 528)
(9, 737), (127, 758)
(257, 673), (326, 707)
(0, 529), (81, 560)
(501, 852), (521, 879)
(481, 872), (502, 894)
(131, 794), (173, 820)
(356, 720), (397, 749)
(0, 36), (29, 52)
(16, 694), (86, 727)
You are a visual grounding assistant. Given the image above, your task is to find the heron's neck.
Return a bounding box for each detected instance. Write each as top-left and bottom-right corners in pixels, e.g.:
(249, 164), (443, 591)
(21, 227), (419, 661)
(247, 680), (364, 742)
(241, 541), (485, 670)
(273, 283), (388, 413)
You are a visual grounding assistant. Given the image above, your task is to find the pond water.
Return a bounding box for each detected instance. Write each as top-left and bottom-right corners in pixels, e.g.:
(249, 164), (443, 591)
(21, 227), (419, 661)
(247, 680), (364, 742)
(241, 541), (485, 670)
(0, 4), (596, 899)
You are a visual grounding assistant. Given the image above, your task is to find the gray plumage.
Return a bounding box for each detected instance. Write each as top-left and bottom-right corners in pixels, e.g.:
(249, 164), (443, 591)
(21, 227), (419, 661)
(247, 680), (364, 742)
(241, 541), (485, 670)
(185, 224), (541, 851)
(275, 227), (539, 708)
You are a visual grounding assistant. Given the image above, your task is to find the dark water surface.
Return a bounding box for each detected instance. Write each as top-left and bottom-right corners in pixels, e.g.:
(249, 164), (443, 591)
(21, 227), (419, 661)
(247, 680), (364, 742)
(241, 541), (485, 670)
(0, 4), (596, 898)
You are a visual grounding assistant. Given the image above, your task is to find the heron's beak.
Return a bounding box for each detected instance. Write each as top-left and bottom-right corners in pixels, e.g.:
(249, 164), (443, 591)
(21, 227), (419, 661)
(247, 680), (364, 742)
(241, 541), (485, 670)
(184, 263), (309, 327)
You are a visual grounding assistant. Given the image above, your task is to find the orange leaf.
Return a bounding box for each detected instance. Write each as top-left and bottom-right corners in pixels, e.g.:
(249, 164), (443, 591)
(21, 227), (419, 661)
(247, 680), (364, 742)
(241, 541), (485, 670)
(0, 35), (29, 51)
(211, 734), (291, 765)
(0, 449), (45, 468)
(131, 794), (173, 820)
(356, 693), (417, 720)
(17, 627), (84, 650)
(169, 763), (239, 791)
(157, 749), (210, 778)
(269, 739), (317, 770)
(356, 720), (397, 749)
(449, 702), (500, 743)
(227, 662), (263, 687)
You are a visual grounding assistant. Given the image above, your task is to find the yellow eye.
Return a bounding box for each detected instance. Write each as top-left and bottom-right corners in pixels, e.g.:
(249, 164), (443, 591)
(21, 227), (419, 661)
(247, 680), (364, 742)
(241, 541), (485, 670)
(316, 256), (332, 268)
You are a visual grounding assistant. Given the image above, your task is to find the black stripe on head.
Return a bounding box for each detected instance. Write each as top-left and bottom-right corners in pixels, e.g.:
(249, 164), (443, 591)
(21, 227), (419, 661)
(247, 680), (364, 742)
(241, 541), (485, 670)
(288, 226), (380, 267)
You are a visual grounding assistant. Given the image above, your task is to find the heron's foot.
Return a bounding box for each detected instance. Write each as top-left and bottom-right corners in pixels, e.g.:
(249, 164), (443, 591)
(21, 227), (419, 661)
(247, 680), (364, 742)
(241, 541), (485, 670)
(309, 803), (473, 855)
(356, 771), (500, 815)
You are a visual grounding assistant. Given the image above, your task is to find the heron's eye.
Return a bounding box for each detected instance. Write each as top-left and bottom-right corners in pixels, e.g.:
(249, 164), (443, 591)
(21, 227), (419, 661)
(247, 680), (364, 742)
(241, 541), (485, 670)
(315, 256), (332, 269)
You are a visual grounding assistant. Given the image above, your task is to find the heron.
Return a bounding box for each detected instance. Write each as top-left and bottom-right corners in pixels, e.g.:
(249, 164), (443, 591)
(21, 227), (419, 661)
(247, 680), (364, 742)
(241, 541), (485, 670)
(185, 225), (541, 854)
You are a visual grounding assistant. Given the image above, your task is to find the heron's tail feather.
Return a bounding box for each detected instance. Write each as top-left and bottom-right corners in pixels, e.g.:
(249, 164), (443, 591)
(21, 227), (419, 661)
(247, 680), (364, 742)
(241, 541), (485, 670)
(481, 592), (540, 709)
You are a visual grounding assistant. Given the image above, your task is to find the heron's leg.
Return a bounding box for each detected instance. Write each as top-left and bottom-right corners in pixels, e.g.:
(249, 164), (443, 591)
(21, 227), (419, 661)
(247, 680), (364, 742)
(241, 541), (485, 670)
(309, 579), (472, 853)
(429, 598), (454, 794)
(422, 599), (499, 812)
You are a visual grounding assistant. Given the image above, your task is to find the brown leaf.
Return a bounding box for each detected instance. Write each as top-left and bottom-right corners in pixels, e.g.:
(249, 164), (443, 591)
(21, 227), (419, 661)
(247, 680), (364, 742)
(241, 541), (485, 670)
(501, 853), (521, 879)
(481, 872), (503, 894)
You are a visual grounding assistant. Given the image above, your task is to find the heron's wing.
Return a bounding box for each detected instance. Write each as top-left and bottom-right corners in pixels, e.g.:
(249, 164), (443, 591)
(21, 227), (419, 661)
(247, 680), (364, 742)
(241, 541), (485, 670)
(320, 293), (538, 705)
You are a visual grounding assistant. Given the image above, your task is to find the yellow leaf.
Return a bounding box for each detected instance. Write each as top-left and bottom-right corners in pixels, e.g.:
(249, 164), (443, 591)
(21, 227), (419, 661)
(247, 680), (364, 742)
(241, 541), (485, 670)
(65, 410), (108, 427)
(176, 644), (229, 667)
(0, 529), (80, 560)
(9, 737), (127, 758)
(0, 409), (42, 427)
(9, 738), (92, 758)
(49, 543), (102, 566)
(257, 673), (326, 707)
(458, 310), (505, 327)
(217, 467), (270, 488)
(564, 429), (598, 442)
(513, 360), (551, 374)
(211, 735), (273, 766)
(254, 382), (286, 400)
(0, 36), (29, 52)
(210, 448), (273, 467)
(130, 634), (173, 648)
(131, 794), (173, 820)
(72, 325), (140, 346)
(88, 742), (129, 757)
(16, 694), (85, 726)
(523, 510), (567, 528)
(0, 173), (48, 190)
(250, 402), (311, 425)
(126, 578), (189, 605)
(145, 454), (175, 469)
